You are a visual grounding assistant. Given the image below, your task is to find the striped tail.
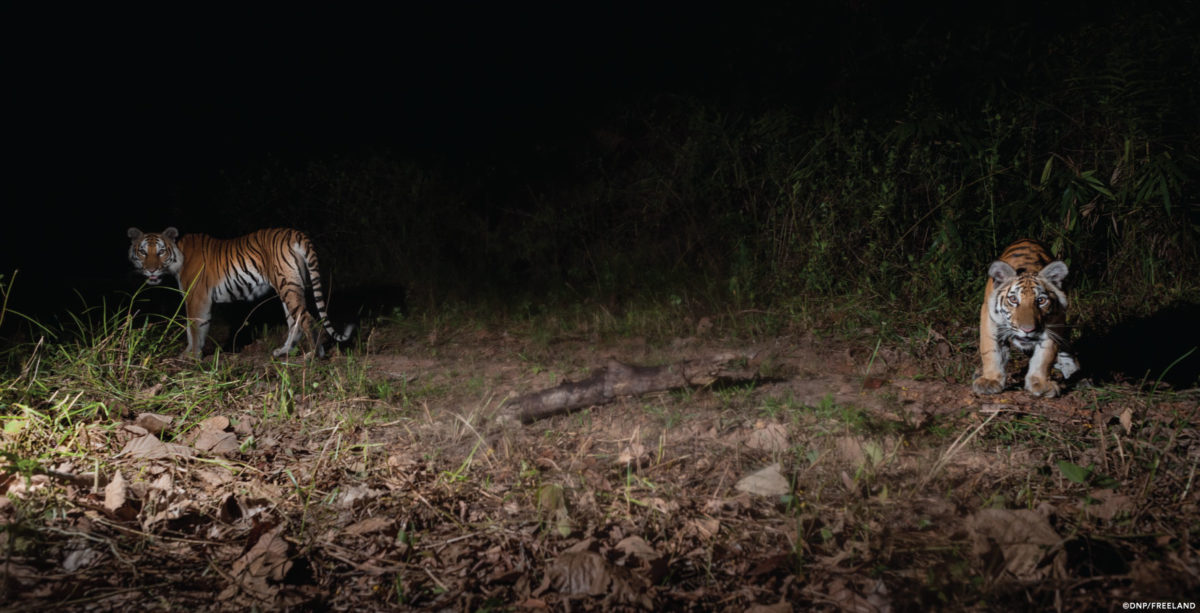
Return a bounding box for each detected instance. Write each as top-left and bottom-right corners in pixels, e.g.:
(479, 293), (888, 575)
(300, 235), (354, 343)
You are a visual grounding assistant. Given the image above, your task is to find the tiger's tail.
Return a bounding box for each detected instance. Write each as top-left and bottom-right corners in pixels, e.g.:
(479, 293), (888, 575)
(297, 233), (354, 343)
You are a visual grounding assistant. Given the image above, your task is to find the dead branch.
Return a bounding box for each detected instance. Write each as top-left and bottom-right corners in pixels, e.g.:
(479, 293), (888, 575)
(502, 352), (759, 424)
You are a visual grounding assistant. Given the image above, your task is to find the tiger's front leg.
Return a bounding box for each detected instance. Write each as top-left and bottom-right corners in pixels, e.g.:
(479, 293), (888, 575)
(1025, 338), (1061, 397)
(183, 293), (213, 359)
(973, 303), (1009, 394)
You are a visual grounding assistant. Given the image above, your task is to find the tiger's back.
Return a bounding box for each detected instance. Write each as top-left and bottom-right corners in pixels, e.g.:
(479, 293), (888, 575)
(127, 227), (353, 358)
(974, 239), (1079, 397)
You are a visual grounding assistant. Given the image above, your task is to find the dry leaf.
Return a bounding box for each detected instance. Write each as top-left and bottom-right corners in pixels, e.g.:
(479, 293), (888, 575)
(144, 500), (201, 530)
(747, 603), (794, 613)
(747, 423), (789, 452)
(196, 467), (234, 489)
(614, 536), (659, 561)
(149, 472), (174, 492)
(687, 517), (720, 540)
(233, 418), (255, 436)
(824, 576), (892, 613)
(104, 471), (128, 512)
(1084, 489), (1135, 521)
(122, 424), (150, 437)
(841, 470), (859, 495)
(835, 436), (867, 465)
(617, 442), (648, 466)
(736, 463), (790, 497)
(535, 550), (652, 609)
(343, 516), (395, 536)
(245, 480), (285, 500)
(0, 562), (40, 587)
(103, 470), (139, 521)
(117, 434), (195, 460)
(200, 415), (231, 432)
(644, 497), (680, 515)
(62, 547), (103, 572)
(338, 484), (384, 508)
(968, 508), (1065, 582)
(222, 524), (292, 601)
(1119, 407), (1134, 434)
(4, 474), (50, 498)
(138, 382), (164, 398)
(135, 413), (173, 435)
(195, 429), (240, 456)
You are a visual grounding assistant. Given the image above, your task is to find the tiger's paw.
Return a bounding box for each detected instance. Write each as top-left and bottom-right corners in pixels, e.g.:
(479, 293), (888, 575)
(972, 376), (1005, 395)
(1025, 376), (1061, 398)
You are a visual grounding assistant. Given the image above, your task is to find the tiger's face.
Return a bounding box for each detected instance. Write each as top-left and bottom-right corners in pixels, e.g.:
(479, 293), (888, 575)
(987, 259), (1069, 352)
(127, 227), (182, 285)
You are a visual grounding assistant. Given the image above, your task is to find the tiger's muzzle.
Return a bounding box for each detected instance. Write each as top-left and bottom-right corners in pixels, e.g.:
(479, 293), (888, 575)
(1011, 328), (1042, 351)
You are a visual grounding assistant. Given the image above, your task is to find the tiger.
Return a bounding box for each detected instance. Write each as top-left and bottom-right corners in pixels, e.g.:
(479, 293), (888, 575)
(973, 238), (1079, 397)
(127, 227), (353, 358)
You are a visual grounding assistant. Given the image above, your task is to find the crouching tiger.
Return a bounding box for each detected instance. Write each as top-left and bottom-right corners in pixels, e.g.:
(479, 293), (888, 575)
(973, 239), (1080, 397)
(127, 227), (353, 358)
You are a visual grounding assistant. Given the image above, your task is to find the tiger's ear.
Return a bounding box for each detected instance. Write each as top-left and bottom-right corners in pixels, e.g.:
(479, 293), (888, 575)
(987, 260), (1017, 285)
(163, 227), (180, 240)
(127, 227), (143, 240)
(1041, 261), (1068, 287)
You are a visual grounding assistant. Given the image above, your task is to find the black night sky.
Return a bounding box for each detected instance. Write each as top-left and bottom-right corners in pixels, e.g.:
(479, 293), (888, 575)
(3, 2), (1194, 318)
(10, 7), (791, 179)
(8, 5), (839, 181)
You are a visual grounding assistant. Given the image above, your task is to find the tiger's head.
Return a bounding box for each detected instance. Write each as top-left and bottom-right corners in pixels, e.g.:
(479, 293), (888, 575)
(987, 259), (1069, 352)
(127, 227), (182, 285)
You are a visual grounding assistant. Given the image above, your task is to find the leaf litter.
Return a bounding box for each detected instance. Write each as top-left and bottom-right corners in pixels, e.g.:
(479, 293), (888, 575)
(0, 326), (1197, 610)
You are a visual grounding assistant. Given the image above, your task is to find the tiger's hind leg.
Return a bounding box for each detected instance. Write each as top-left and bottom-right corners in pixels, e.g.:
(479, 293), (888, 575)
(273, 286), (312, 358)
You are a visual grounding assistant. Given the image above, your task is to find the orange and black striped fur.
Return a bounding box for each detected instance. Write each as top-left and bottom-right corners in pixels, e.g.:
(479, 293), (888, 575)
(973, 239), (1079, 397)
(127, 227), (353, 358)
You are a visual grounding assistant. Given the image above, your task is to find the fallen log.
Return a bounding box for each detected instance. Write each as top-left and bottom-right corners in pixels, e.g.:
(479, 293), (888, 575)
(502, 352), (759, 424)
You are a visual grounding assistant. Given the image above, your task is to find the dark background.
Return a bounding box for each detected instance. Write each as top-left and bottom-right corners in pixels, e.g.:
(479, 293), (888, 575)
(3, 2), (1198, 346)
(1, 4), (1075, 269)
(4, 5), (816, 293)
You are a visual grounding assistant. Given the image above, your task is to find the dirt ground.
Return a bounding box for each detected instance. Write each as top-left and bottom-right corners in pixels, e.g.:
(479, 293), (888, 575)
(3, 324), (1198, 611)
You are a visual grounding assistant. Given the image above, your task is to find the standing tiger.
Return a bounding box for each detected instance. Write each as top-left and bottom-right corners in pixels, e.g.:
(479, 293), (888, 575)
(973, 239), (1080, 397)
(127, 227), (353, 358)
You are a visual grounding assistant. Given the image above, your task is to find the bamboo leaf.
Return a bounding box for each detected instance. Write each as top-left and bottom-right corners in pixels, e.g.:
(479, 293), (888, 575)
(1040, 156), (1054, 187)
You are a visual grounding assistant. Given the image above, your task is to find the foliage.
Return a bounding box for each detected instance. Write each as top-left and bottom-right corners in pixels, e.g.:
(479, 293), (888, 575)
(147, 5), (1198, 333)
